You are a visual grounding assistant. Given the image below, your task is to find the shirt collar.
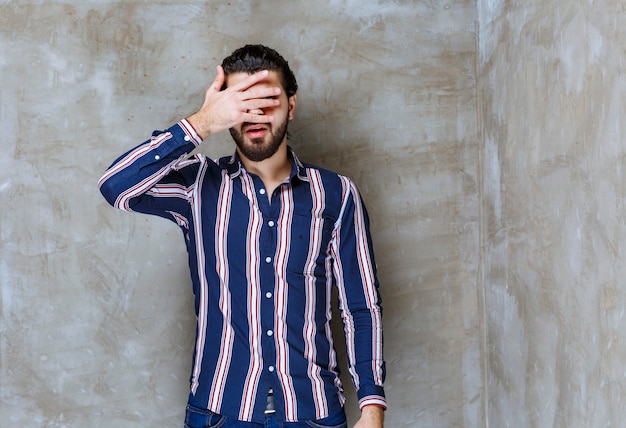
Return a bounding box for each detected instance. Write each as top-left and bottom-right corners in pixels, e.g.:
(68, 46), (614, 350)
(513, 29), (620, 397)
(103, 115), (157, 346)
(223, 146), (309, 182)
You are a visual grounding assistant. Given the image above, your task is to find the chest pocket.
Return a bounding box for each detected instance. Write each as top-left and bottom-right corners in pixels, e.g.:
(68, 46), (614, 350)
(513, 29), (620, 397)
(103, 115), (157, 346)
(286, 213), (335, 275)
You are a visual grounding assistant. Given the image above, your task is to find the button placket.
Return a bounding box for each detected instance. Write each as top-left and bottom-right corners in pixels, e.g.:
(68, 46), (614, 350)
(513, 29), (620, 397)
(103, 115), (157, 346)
(252, 175), (279, 382)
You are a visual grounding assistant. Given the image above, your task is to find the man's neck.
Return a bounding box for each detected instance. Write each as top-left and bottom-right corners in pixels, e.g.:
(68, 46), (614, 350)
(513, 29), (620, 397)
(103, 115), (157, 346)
(239, 142), (292, 197)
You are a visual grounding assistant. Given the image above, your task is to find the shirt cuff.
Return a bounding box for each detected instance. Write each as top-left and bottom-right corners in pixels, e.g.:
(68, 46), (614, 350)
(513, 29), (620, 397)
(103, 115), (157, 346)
(177, 119), (203, 146)
(359, 395), (387, 410)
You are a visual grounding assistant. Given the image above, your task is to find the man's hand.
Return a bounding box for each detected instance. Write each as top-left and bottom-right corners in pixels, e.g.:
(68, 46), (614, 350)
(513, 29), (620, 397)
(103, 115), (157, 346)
(186, 66), (281, 140)
(353, 405), (384, 428)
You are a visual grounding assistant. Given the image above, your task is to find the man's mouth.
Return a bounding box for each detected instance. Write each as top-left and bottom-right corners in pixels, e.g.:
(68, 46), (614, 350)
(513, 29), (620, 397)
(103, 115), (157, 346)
(244, 124), (269, 140)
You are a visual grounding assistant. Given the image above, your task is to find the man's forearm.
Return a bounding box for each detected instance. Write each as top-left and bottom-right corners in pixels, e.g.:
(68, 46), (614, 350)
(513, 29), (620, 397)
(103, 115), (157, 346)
(98, 121), (200, 209)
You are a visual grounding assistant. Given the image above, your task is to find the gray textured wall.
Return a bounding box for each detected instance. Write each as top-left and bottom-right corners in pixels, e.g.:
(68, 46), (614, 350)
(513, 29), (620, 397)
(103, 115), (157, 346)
(7, 1), (626, 428)
(478, 0), (626, 426)
(1, 1), (481, 427)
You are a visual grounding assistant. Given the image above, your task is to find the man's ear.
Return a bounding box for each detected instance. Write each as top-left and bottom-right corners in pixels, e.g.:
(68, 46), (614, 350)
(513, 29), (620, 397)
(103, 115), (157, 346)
(288, 94), (297, 120)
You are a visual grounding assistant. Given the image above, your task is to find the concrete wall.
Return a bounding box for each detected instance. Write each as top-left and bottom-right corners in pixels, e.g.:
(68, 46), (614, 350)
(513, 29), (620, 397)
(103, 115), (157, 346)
(1, 1), (481, 427)
(11, 1), (623, 427)
(478, 0), (626, 426)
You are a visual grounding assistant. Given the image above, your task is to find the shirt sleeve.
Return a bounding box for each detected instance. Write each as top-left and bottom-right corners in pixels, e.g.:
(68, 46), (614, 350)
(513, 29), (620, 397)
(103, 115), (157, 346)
(331, 177), (387, 410)
(98, 119), (203, 223)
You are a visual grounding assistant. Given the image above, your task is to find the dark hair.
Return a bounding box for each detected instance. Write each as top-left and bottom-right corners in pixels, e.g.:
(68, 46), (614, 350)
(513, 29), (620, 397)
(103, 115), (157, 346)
(221, 44), (298, 97)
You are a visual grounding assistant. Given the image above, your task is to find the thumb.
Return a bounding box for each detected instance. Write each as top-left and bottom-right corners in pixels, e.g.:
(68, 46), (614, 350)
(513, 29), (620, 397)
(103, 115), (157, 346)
(210, 65), (225, 92)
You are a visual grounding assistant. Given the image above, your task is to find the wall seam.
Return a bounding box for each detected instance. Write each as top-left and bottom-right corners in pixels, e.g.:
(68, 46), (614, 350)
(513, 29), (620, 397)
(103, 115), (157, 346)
(473, 0), (490, 426)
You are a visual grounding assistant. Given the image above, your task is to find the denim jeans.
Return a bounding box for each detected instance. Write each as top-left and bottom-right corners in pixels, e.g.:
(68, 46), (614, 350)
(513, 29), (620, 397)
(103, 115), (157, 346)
(184, 404), (347, 428)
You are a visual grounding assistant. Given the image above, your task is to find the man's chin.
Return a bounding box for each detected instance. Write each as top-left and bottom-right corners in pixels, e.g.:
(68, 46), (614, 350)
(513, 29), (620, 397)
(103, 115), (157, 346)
(247, 137), (266, 145)
(237, 143), (270, 162)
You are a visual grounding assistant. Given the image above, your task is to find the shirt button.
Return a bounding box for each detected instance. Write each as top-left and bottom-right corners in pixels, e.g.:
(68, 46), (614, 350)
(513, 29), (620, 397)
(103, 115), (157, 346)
(268, 366), (275, 372)
(259, 188), (266, 195)
(268, 221), (275, 227)
(266, 292), (272, 299)
(184, 135), (191, 141)
(265, 257), (272, 263)
(154, 155), (161, 160)
(267, 330), (274, 336)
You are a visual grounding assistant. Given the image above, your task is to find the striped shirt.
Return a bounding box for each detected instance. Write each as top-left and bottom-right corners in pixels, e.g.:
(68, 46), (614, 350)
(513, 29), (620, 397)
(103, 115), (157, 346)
(98, 120), (386, 423)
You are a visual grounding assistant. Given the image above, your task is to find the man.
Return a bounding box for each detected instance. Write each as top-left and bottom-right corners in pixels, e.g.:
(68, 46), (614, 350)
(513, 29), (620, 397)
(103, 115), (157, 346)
(99, 45), (386, 428)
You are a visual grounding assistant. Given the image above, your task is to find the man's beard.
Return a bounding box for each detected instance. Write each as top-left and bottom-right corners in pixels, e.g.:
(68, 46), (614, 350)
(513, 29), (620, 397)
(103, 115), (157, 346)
(229, 115), (289, 162)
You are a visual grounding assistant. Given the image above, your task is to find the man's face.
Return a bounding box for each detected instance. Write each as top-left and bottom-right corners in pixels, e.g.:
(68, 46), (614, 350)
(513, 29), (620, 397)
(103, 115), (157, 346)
(226, 71), (296, 162)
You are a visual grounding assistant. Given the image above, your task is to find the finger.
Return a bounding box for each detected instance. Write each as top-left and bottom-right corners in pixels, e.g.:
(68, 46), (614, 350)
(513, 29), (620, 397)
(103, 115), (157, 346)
(242, 98), (280, 111)
(241, 86), (281, 101)
(240, 112), (275, 124)
(229, 69), (271, 91)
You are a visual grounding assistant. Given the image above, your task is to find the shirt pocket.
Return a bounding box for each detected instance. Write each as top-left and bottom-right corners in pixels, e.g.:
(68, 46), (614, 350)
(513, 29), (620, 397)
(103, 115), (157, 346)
(285, 213), (335, 276)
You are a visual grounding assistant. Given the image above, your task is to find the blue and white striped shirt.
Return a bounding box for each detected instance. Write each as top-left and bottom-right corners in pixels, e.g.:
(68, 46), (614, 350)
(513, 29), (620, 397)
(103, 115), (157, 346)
(99, 120), (386, 423)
